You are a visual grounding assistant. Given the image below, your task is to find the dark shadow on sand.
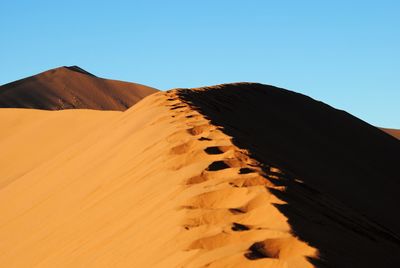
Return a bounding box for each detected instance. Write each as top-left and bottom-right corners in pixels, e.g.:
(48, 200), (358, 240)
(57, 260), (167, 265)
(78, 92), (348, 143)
(178, 83), (400, 267)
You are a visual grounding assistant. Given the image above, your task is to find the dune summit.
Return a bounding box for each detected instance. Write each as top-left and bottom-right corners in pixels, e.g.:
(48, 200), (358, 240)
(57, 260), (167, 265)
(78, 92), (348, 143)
(0, 82), (399, 267)
(0, 66), (157, 110)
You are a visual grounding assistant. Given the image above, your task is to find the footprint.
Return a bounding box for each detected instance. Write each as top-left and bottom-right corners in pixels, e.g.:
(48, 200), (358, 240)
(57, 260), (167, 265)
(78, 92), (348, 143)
(206, 161), (230, 171)
(229, 182), (240, 188)
(245, 241), (279, 260)
(187, 188), (252, 209)
(187, 125), (211, 136)
(231, 222), (250, 231)
(239, 168), (256, 174)
(170, 105), (186, 110)
(204, 146), (224, 155)
(229, 207), (246, 214)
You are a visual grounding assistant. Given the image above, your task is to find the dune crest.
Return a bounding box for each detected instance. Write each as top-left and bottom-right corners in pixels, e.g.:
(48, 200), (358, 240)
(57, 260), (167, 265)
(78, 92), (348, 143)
(165, 91), (317, 267)
(0, 66), (157, 110)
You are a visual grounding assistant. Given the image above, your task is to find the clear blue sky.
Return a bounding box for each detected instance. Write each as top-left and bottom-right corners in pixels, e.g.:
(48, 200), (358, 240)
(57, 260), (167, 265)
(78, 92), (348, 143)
(1, 1), (399, 128)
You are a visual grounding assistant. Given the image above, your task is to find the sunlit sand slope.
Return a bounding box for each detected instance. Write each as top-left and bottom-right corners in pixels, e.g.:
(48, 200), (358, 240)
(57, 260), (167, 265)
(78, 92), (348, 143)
(0, 109), (119, 189)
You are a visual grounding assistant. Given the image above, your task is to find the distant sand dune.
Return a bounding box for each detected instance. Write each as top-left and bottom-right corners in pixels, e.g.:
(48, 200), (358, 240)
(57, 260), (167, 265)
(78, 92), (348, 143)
(0, 66), (157, 110)
(0, 83), (399, 267)
(381, 128), (400, 139)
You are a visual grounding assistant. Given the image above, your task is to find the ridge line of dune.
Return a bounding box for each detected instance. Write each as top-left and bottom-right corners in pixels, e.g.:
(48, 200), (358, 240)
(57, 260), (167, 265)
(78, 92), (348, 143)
(163, 89), (318, 267)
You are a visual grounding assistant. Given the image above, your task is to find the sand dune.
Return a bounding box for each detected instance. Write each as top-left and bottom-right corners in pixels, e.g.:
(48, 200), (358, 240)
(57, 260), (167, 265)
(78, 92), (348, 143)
(0, 66), (157, 110)
(381, 128), (400, 139)
(0, 83), (399, 267)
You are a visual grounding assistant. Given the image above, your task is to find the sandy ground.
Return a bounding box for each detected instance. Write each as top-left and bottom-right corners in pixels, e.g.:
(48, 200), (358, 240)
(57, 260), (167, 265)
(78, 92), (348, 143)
(0, 83), (399, 267)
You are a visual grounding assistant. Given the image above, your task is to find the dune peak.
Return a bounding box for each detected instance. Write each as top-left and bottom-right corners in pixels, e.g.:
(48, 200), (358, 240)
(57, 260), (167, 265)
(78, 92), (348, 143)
(63, 65), (96, 76)
(0, 66), (157, 110)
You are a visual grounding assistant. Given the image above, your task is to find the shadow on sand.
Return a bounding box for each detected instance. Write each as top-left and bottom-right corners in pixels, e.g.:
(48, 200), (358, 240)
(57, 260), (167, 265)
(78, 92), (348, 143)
(178, 83), (400, 267)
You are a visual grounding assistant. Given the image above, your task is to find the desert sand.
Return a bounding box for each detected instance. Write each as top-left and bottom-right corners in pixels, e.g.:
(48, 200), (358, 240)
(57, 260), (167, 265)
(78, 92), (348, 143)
(381, 128), (400, 139)
(0, 66), (157, 110)
(0, 82), (399, 267)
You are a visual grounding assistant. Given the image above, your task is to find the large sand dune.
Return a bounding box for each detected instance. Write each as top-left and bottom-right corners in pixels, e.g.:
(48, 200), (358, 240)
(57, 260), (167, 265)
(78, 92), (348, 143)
(0, 83), (399, 267)
(0, 66), (157, 110)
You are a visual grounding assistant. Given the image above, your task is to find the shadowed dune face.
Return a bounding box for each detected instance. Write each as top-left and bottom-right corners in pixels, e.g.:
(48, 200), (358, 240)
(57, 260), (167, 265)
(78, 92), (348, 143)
(381, 128), (400, 139)
(0, 66), (157, 110)
(178, 83), (400, 267)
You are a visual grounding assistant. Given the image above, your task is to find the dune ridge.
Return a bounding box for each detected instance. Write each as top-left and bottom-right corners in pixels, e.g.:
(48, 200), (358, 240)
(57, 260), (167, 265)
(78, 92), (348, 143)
(0, 66), (157, 110)
(0, 83), (399, 267)
(165, 90), (317, 267)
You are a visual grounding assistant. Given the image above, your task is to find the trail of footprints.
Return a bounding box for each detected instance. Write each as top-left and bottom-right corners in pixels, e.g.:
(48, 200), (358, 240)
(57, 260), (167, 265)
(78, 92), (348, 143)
(165, 91), (309, 267)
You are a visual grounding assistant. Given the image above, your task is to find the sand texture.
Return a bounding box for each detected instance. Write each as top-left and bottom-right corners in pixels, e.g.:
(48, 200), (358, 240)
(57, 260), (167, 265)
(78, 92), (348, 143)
(0, 66), (157, 110)
(0, 83), (399, 267)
